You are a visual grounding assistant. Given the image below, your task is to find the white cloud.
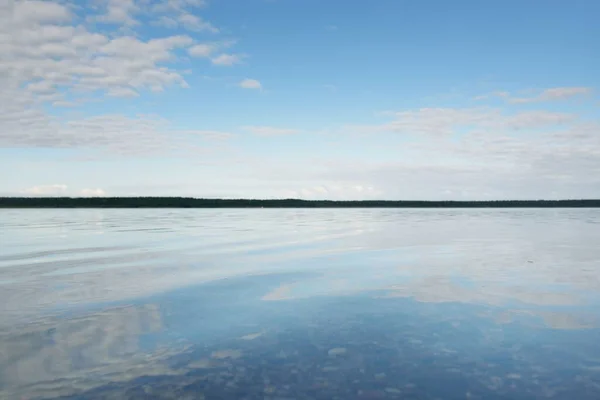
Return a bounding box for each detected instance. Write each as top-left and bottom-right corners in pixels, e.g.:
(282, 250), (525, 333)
(151, 0), (207, 14)
(0, 109), (231, 155)
(0, 0), (246, 157)
(107, 87), (139, 97)
(154, 15), (178, 28)
(52, 100), (77, 107)
(1, 1), (597, 200)
(154, 12), (218, 33)
(175, 129), (233, 140)
(243, 126), (298, 136)
(188, 43), (216, 57)
(308, 114), (600, 199)
(510, 87), (592, 103)
(211, 53), (243, 66)
(0, 0), (237, 109)
(501, 110), (574, 129)
(1, 7), (195, 103)
(224, 102), (598, 200)
(10, 0), (72, 25)
(349, 107), (575, 136)
(177, 13), (218, 32)
(188, 40), (236, 58)
(20, 184), (68, 196)
(239, 78), (262, 89)
(149, 0), (216, 32)
(473, 91), (508, 101)
(80, 188), (106, 197)
(94, 0), (140, 26)
(284, 184), (384, 200)
(26, 80), (56, 94)
(90, 0), (216, 32)
(476, 87), (592, 103)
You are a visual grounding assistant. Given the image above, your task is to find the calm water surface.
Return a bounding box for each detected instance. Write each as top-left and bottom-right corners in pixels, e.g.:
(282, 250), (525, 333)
(1, 209), (600, 399)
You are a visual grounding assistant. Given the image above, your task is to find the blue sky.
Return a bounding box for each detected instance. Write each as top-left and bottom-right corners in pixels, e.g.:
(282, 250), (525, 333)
(1, 0), (598, 199)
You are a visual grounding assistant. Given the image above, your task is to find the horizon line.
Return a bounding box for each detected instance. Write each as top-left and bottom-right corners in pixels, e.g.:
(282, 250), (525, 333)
(1, 197), (600, 202)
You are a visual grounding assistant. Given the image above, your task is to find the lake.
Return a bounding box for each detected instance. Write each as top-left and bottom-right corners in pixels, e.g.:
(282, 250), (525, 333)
(1, 208), (600, 399)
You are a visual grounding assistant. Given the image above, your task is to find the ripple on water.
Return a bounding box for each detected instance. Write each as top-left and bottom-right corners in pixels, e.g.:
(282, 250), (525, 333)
(0, 208), (600, 399)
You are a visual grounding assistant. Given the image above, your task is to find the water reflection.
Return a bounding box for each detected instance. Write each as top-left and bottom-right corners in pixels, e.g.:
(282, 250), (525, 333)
(1, 209), (600, 398)
(0, 304), (173, 399)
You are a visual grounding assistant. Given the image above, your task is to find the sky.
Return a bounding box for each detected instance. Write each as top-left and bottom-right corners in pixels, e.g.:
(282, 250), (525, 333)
(1, 0), (598, 200)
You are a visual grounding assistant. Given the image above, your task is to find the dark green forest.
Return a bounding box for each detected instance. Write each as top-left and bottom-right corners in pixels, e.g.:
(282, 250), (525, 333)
(1, 197), (599, 208)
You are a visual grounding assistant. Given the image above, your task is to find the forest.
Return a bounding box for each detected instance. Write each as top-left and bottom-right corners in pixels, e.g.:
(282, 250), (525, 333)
(1, 197), (599, 208)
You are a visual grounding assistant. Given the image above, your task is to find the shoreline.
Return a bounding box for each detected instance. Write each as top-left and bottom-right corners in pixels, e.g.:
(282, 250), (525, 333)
(1, 198), (599, 208)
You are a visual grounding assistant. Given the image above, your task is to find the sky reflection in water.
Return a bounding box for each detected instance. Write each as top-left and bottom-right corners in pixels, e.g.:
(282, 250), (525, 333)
(1, 209), (600, 399)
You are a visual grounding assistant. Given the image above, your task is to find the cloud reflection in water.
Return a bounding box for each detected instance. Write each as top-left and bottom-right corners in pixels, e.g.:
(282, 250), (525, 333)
(1, 209), (600, 398)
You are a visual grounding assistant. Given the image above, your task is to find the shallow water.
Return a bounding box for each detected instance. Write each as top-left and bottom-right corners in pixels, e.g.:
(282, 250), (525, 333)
(1, 208), (600, 399)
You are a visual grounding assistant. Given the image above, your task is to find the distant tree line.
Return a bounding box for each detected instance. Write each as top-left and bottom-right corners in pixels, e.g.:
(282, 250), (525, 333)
(1, 197), (599, 208)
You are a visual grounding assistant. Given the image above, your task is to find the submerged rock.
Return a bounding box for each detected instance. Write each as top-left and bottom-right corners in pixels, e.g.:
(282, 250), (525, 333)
(240, 332), (263, 341)
(211, 349), (242, 360)
(188, 358), (213, 369)
(385, 387), (402, 394)
(328, 347), (347, 356)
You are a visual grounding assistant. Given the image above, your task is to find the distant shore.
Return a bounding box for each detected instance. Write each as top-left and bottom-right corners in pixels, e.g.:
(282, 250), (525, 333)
(1, 197), (599, 208)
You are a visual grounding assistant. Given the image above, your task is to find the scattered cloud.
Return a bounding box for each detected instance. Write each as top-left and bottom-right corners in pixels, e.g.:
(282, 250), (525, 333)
(1, 4), (195, 104)
(153, 15), (178, 28)
(90, 0), (217, 32)
(177, 13), (218, 32)
(211, 53), (244, 66)
(10, 0), (72, 25)
(0, 0), (243, 157)
(473, 91), (509, 101)
(261, 284), (294, 301)
(93, 0), (140, 26)
(20, 184), (68, 196)
(510, 87), (592, 104)
(150, 0), (208, 14)
(107, 87), (139, 98)
(0, 304), (168, 399)
(476, 87), (592, 103)
(1, 1), (598, 200)
(154, 13), (218, 33)
(284, 184), (383, 200)
(188, 40), (235, 58)
(0, 0), (241, 115)
(349, 107), (575, 135)
(80, 188), (106, 197)
(52, 101), (78, 107)
(318, 115), (599, 199)
(0, 112), (231, 155)
(147, 0), (216, 32)
(239, 78), (262, 89)
(188, 43), (216, 57)
(243, 126), (299, 136)
(176, 129), (233, 140)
